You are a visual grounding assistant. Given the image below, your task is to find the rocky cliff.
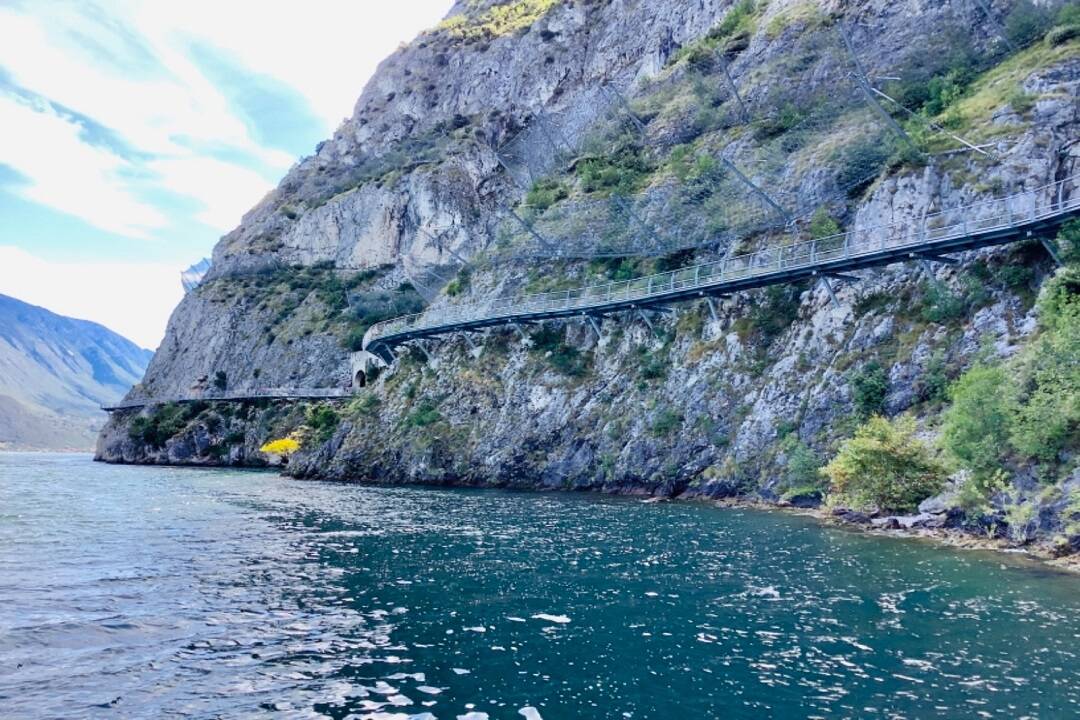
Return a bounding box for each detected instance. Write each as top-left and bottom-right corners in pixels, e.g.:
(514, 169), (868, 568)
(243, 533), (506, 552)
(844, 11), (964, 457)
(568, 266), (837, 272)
(98, 0), (1080, 554)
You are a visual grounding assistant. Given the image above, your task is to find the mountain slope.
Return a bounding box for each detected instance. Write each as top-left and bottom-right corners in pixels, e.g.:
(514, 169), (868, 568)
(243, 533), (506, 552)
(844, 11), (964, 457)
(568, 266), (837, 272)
(0, 294), (152, 450)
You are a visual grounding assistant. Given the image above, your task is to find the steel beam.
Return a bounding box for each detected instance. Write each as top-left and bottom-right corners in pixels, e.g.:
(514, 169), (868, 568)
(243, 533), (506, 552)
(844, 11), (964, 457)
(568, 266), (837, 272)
(819, 276), (841, 308)
(705, 296), (720, 322)
(720, 156), (792, 224)
(1040, 237), (1064, 266)
(840, 23), (920, 156)
(584, 314), (603, 340)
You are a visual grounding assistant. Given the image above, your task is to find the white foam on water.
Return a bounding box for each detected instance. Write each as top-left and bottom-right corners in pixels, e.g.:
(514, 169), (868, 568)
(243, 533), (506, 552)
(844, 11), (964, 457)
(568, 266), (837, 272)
(531, 614), (571, 624)
(452, 668), (471, 675)
(416, 686), (443, 695)
(519, 706), (543, 719)
(457, 713), (489, 720)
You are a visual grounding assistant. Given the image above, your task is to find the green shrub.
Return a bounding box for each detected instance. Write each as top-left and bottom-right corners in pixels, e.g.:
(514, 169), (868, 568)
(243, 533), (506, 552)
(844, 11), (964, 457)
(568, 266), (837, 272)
(525, 178), (569, 211)
(306, 405), (340, 443)
(823, 415), (947, 512)
(939, 365), (1013, 483)
(446, 268), (472, 297)
(735, 283), (804, 345)
(127, 402), (202, 448)
(1058, 219), (1080, 264)
(348, 394), (381, 417)
(1008, 268), (1080, 463)
(530, 326), (590, 377)
(779, 437), (824, 498)
(406, 400), (442, 428)
(575, 140), (654, 195)
(651, 409), (683, 437)
(707, 0), (757, 42)
(213, 370), (227, 391)
(808, 207), (840, 239)
(1005, 0), (1054, 47)
(850, 361), (889, 419)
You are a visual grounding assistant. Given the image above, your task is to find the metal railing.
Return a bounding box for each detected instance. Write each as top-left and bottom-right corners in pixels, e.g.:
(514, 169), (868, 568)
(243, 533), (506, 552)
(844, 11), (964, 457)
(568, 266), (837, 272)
(103, 387), (352, 412)
(364, 175), (1078, 353)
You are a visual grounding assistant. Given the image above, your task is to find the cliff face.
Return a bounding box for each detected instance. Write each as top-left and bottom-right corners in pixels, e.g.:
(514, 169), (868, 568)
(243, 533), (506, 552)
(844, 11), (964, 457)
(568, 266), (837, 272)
(99, 1), (1080, 548)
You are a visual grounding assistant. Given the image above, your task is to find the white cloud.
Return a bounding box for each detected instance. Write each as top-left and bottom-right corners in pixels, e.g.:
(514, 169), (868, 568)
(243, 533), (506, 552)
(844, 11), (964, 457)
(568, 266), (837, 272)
(0, 246), (182, 349)
(0, 94), (166, 238)
(148, 156), (273, 230)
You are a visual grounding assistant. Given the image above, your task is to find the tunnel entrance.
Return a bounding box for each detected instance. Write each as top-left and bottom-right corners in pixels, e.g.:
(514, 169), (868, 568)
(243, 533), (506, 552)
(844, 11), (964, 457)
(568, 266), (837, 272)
(355, 370), (367, 388)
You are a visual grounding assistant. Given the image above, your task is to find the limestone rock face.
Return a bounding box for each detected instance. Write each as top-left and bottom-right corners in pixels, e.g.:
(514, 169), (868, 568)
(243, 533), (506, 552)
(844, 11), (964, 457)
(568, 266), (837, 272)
(99, 0), (1080, 554)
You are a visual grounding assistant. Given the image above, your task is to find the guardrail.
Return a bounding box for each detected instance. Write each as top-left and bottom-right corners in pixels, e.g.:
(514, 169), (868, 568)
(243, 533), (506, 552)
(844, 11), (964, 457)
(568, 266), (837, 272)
(102, 387), (352, 412)
(363, 175), (1078, 358)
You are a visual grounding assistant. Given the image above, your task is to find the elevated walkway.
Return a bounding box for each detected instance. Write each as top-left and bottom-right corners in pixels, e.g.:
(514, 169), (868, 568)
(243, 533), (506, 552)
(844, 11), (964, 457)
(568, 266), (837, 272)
(363, 176), (1078, 362)
(102, 388), (351, 412)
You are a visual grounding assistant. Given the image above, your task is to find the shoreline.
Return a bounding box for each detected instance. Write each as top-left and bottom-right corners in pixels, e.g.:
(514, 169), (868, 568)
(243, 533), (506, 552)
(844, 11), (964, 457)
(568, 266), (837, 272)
(705, 496), (1080, 575)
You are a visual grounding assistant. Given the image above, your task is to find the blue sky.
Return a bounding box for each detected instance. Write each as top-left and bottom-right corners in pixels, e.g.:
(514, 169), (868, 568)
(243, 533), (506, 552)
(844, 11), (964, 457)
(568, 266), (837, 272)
(0, 0), (452, 347)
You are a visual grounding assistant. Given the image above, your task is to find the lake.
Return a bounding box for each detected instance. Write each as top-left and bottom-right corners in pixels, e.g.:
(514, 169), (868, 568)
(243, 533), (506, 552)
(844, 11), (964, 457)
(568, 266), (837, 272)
(1, 453), (1077, 719)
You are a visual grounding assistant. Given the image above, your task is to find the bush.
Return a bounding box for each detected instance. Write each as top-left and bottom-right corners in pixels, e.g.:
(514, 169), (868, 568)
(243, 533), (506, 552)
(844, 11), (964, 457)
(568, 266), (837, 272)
(651, 409), (683, 437)
(1005, 0), (1053, 48)
(1008, 268), (1080, 463)
(406, 400), (442, 428)
(260, 438), (300, 457)
(939, 365), (1012, 483)
(525, 178), (569, 211)
(213, 370), (227, 391)
(575, 140), (654, 195)
(823, 415), (947, 513)
(1058, 219), (1080, 264)
(850, 361), (889, 419)
(306, 405), (340, 443)
(446, 268), (472, 297)
(127, 402), (202, 448)
(808, 207), (840, 239)
(778, 438), (825, 500)
(530, 325), (590, 377)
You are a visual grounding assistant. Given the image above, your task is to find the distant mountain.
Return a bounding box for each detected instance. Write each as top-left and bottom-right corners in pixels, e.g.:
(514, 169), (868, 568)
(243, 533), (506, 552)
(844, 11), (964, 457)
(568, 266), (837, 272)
(0, 294), (152, 451)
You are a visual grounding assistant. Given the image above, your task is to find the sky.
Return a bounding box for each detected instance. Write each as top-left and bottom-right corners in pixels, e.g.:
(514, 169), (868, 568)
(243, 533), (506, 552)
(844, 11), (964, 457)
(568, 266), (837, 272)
(0, 0), (453, 348)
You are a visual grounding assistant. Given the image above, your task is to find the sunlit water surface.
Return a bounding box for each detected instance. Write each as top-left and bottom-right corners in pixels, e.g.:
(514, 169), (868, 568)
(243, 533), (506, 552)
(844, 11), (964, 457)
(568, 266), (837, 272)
(1, 454), (1078, 719)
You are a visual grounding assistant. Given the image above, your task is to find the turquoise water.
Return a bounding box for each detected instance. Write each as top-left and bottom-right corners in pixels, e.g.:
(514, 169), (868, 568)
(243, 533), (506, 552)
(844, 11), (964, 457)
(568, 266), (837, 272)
(1, 454), (1078, 719)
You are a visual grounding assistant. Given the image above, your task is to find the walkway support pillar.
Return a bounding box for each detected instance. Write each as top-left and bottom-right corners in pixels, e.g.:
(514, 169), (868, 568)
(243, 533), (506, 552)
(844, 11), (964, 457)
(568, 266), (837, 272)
(1040, 237), (1064, 266)
(584, 314), (602, 340)
(918, 258), (945, 289)
(819, 276), (841, 308)
(414, 341), (433, 363)
(705, 296), (720, 322)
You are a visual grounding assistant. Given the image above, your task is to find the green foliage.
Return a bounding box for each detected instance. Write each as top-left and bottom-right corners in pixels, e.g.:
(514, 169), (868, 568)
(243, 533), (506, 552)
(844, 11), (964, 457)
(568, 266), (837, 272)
(651, 409), (683, 437)
(437, 0), (561, 40)
(1058, 219), (1080, 264)
(735, 283), (804, 345)
(530, 325), (590, 378)
(128, 402), (203, 449)
(707, 0), (758, 42)
(918, 276), (989, 324)
(348, 394), (381, 417)
(1005, 0), (1054, 48)
(305, 405), (340, 443)
(1008, 268), (1080, 464)
(850, 361), (889, 419)
(779, 437), (824, 498)
(343, 285), (426, 350)
(635, 345), (668, 382)
(446, 268), (472, 297)
(940, 365), (1012, 483)
(213, 370), (227, 391)
(823, 415), (947, 513)
(808, 207), (840, 240)
(525, 178), (569, 211)
(406, 399), (442, 428)
(575, 140), (654, 196)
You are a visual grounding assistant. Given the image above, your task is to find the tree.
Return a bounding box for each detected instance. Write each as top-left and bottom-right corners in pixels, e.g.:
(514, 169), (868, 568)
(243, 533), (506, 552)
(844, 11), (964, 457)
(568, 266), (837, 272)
(850, 361), (889, 419)
(939, 365), (1013, 484)
(260, 437), (300, 461)
(823, 415), (946, 513)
